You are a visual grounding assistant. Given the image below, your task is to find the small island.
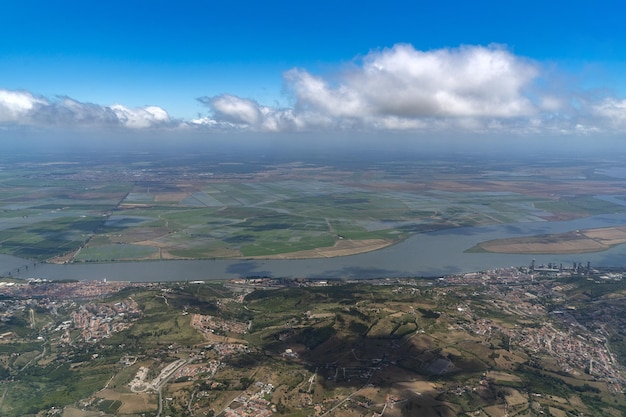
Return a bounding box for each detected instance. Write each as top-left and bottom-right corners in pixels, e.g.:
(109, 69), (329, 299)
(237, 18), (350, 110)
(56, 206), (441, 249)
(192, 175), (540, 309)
(469, 225), (626, 254)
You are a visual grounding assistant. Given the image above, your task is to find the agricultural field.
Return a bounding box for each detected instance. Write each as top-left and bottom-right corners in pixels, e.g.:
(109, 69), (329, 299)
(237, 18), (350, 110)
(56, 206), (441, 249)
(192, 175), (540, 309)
(2, 151), (626, 262)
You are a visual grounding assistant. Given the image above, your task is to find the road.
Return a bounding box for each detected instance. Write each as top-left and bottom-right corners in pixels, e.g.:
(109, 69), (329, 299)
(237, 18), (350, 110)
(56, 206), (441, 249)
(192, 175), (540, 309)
(319, 364), (381, 417)
(155, 357), (194, 417)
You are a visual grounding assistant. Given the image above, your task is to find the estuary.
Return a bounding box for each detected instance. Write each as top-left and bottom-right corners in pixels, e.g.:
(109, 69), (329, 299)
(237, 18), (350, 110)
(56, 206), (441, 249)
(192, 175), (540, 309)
(6, 212), (626, 281)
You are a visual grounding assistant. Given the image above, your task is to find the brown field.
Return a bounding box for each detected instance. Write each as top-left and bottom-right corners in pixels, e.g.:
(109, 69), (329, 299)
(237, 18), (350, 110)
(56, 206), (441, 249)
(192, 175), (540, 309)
(377, 376), (460, 417)
(479, 237), (608, 254)
(131, 237), (393, 260)
(391, 379), (438, 393)
(254, 238), (393, 259)
(118, 203), (151, 209)
(504, 387), (528, 407)
(406, 334), (437, 352)
(583, 226), (626, 244)
(486, 371), (522, 383)
(96, 389), (157, 415)
(111, 227), (171, 244)
(547, 395), (568, 404)
(474, 226), (626, 254)
(48, 250), (81, 264)
(152, 191), (195, 203)
(492, 350), (526, 370)
(353, 386), (388, 407)
(548, 407), (568, 417)
(483, 403), (508, 417)
(62, 407), (102, 417)
(367, 317), (396, 338)
(567, 395), (587, 409)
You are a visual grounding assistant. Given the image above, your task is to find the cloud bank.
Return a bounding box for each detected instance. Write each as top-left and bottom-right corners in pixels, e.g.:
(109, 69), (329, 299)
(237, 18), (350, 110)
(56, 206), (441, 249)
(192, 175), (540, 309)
(0, 90), (173, 129)
(2, 43), (626, 135)
(197, 44), (626, 135)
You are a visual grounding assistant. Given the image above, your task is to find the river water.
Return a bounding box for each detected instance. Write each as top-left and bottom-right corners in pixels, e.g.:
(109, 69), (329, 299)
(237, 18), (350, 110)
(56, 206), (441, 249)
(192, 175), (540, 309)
(4, 212), (626, 281)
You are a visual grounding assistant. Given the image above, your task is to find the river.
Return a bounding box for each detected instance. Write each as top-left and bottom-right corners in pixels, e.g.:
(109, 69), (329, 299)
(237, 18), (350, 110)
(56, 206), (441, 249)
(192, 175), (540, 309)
(4, 212), (626, 281)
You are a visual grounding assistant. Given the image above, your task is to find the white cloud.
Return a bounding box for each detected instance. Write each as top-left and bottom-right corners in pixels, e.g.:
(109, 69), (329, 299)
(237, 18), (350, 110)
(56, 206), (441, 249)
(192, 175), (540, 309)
(207, 95), (263, 125)
(0, 90), (47, 122)
(592, 98), (626, 128)
(198, 95), (301, 132)
(353, 43), (537, 118)
(34, 97), (119, 126)
(201, 44), (545, 132)
(4, 43), (626, 136)
(0, 89), (173, 129)
(110, 104), (171, 128)
(285, 69), (367, 119)
(197, 43), (626, 135)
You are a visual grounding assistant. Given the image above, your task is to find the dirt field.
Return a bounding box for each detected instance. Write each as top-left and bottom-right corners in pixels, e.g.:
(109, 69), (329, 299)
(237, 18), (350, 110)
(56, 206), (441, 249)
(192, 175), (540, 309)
(111, 227), (171, 243)
(475, 226), (626, 254)
(486, 371), (522, 383)
(478, 237), (608, 254)
(253, 238), (393, 259)
(153, 191), (195, 203)
(391, 380), (438, 393)
(549, 406), (569, 417)
(491, 350), (526, 370)
(582, 226), (626, 244)
(130, 237), (393, 260)
(483, 403), (507, 417)
(62, 407), (102, 417)
(95, 389), (157, 415)
(504, 388), (528, 407)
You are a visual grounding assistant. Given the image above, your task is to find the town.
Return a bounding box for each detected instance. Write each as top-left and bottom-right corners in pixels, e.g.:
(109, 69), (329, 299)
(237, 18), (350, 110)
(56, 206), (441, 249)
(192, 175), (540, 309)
(0, 263), (625, 416)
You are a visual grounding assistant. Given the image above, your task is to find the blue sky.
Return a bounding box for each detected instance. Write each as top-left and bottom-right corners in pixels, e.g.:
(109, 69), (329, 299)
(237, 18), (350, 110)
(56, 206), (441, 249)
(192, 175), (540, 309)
(1, 0), (626, 136)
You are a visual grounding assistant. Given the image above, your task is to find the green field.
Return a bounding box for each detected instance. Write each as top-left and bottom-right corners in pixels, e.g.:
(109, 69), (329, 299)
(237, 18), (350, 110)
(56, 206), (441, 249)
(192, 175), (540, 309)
(2, 155), (626, 262)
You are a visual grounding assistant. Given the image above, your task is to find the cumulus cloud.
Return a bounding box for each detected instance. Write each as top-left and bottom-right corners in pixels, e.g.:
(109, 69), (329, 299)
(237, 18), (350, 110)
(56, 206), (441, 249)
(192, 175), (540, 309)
(197, 95), (300, 132)
(291, 44), (537, 119)
(361, 44), (537, 117)
(204, 95), (263, 125)
(33, 97), (120, 126)
(592, 98), (626, 128)
(5, 43), (626, 135)
(199, 44), (548, 132)
(0, 89), (174, 129)
(0, 90), (47, 123)
(110, 104), (171, 128)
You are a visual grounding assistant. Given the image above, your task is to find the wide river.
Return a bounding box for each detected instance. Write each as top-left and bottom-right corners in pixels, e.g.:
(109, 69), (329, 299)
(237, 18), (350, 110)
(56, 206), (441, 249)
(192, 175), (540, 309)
(4, 212), (626, 281)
